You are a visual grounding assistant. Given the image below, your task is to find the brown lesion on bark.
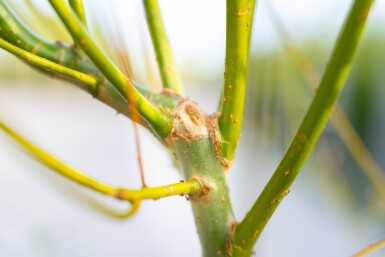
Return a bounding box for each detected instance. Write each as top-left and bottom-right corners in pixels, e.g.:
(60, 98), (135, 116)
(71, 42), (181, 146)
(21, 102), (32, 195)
(163, 98), (233, 170)
(225, 221), (239, 255)
(165, 98), (209, 142)
(189, 175), (211, 202)
(207, 114), (233, 170)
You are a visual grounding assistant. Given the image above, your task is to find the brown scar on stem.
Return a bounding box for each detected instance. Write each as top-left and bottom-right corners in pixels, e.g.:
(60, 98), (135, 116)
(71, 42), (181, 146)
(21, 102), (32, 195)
(207, 113), (233, 169)
(357, 6), (371, 23)
(70, 44), (83, 59)
(234, 8), (249, 17)
(114, 189), (126, 200)
(296, 132), (308, 142)
(162, 65), (175, 74)
(96, 81), (108, 101)
(189, 176), (212, 202)
(59, 47), (65, 64)
(161, 88), (182, 98)
(281, 189), (290, 196)
(225, 221), (238, 254)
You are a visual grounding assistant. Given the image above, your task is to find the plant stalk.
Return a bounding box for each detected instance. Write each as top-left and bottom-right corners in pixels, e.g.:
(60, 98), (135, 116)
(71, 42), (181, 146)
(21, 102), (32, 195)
(0, 121), (203, 202)
(229, 0), (376, 255)
(143, 0), (183, 94)
(218, 0), (257, 161)
(49, 0), (173, 139)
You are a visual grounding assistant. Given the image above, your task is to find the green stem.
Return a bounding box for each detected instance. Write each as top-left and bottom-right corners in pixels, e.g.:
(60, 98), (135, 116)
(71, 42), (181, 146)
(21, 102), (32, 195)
(69, 0), (87, 27)
(229, 0), (375, 256)
(218, 0), (257, 161)
(143, 0), (183, 94)
(267, 3), (385, 201)
(173, 138), (235, 257)
(164, 100), (235, 256)
(0, 37), (100, 91)
(0, 0), (179, 137)
(0, 121), (203, 202)
(48, 0), (173, 139)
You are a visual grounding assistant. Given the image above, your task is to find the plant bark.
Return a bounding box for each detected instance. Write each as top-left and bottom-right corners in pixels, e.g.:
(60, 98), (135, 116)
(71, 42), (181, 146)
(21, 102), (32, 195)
(166, 100), (235, 257)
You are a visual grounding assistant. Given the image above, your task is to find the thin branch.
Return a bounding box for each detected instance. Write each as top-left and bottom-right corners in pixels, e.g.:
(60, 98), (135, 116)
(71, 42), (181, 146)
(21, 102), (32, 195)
(133, 122), (147, 188)
(0, 121), (203, 203)
(266, 0), (385, 201)
(352, 238), (385, 257)
(229, 0), (376, 256)
(0, 0), (180, 129)
(69, 0), (87, 27)
(109, 10), (147, 189)
(217, 0), (257, 161)
(49, 0), (173, 139)
(0, 37), (101, 91)
(143, 0), (183, 94)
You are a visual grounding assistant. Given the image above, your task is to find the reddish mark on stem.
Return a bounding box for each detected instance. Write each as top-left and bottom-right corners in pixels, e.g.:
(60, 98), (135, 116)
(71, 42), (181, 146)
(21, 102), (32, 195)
(357, 6), (371, 24)
(296, 132), (308, 142)
(281, 189), (290, 196)
(234, 9), (249, 17)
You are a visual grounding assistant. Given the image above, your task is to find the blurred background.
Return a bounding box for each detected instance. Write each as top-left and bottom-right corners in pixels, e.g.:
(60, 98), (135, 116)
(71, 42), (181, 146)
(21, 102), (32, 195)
(0, 0), (385, 256)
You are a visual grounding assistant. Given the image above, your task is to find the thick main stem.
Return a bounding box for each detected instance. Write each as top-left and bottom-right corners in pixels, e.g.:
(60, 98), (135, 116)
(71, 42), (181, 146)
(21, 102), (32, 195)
(174, 139), (234, 257)
(168, 101), (235, 257)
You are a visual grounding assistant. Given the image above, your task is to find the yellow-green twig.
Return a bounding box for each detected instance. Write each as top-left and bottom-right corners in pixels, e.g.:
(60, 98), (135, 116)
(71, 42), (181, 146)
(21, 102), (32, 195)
(69, 0), (87, 27)
(229, 0), (375, 255)
(0, 37), (100, 91)
(218, 0), (257, 161)
(49, 0), (173, 139)
(352, 238), (385, 257)
(265, 1), (385, 201)
(0, 121), (204, 203)
(143, 0), (183, 94)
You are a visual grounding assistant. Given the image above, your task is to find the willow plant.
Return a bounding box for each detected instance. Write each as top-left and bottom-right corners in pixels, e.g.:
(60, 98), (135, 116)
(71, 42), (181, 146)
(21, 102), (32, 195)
(0, 0), (378, 256)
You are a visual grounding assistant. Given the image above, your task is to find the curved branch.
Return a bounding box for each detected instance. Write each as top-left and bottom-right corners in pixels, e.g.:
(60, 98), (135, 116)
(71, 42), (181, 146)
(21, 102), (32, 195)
(0, 121), (204, 202)
(0, 37), (101, 91)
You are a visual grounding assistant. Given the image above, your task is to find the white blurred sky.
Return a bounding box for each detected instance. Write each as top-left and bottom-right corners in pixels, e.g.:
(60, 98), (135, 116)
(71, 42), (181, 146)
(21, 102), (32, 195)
(23, 0), (385, 79)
